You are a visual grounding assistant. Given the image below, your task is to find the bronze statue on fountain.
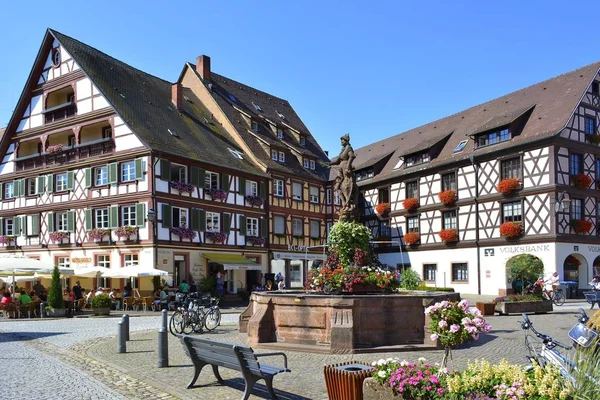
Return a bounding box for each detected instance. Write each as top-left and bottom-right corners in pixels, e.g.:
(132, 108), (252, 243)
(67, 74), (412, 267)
(329, 133), (360, 222)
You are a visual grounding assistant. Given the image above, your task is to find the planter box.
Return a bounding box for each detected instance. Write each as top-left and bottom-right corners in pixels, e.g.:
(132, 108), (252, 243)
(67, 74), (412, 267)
(93, 307), (110, 316)
(476, 302), (496, 316)
(495, 300), (553, 315)
(363, 378), (400, 399)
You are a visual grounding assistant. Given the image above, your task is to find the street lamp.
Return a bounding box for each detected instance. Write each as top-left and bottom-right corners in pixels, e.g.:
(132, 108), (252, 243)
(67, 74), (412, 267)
(555, 191), (571, 213)
(147, 208), (156, 222)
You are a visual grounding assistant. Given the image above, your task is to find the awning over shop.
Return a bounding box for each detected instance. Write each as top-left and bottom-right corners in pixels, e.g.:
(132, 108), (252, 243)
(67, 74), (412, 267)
(203, 253), (262, 271)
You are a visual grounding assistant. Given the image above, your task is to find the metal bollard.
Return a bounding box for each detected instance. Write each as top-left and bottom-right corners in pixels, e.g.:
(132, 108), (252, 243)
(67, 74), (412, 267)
(123, 314), (130, 341)
(158, 309), (169, 368)
(117, 320), (126, 353)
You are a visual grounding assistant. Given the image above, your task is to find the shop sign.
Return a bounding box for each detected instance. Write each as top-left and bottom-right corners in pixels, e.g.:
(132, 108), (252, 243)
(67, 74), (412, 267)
(71, 257), (92, 264)
(273, 252), (325, 261)
(484, 245), (550, 256)
(287, 245), (307, 252)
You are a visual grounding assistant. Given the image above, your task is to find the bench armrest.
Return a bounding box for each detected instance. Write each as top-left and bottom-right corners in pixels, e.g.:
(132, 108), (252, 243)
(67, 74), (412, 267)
(254, 352), (288, 369)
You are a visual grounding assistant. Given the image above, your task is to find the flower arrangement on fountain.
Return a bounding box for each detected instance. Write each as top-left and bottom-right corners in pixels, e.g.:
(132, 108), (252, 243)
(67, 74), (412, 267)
(571, 173), (593, 189)
(49, 231), (70, 243)
(246, 236), (265, 246)
(496, 177), (521, 195)
(572, 219), (593, 234)
(438, 190), (456, 206)
(206, 188), (228, 201)
(499, 221), (523, 238)
(0, 235), (17, 245)
(88, 228), (111, 241)
(245, 195), (264, 207)
(169, 225), (197, 240)
(205, 231), (227, 244)
(374, 202), (391, 217)
(403, 197), (419, 211)
(170, 180), (195, 194)
(46, 143), (64, 154)
(114, 225), (138, 240)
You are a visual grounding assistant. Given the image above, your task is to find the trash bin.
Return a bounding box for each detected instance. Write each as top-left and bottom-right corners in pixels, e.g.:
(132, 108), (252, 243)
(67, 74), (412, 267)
(324, 362), (374, 400)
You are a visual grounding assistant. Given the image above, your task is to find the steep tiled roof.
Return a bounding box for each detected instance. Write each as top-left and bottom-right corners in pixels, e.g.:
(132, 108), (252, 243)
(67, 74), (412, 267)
(194, 67), (330, 181)
(49, 30), (264, 176)
(354, 62), (600, 185)
(0, 128), (5, 142)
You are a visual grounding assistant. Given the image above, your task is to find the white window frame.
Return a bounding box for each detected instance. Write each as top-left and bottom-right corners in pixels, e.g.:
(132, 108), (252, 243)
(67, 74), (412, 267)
(5, 182), (14, 199)
(56, 173), (68, 191)
(171, 163), (187, 182)
(292, 218), (303, 236)
(309, 186), (319, 203)
(246, 181), (258, 197)
(205, 171), (219, 190)
(271, 149), (278, 160)
(292, 182), (302, 201)
(278, 151), (285, 162)
(5, 218), (13, 235)
(310, 160), (316, 170)
(95, 208), (109, 229)
(57, 257), (70, 269)
(122, 205), (136, 226)
(310, 220), (320, 238)
(172, 207), (189, 228)
(277, 129), (284, 139)
(124, 254), (139, 267)
(273, 215), (285, 234)
(299, 136), (306, 146)
(27, 179), (36, 196)
(274, 179), (284, 197)
(121, 161), (136, 182)
(326, 189), (332, 205)
(334, 191), (341, 205)
(97, 255), (111, 288)
(246, 217), (259, 237)
(206, 211), (220, 232)
(303, 159), (309, 168)
(57, 212), (68, 232)
(95, 166), (108, 186)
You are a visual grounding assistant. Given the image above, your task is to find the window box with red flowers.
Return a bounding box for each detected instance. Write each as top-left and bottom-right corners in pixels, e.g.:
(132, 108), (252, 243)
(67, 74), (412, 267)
(374, 202), (391, 217)
(46, 144), (64, 154)
(499, 222), (523, 238)
(114, 225), (138, 241)
(403, 232), (420, 246)
(438, 190), (456, 205)
(572, 219), (593, 234)
(205, 231), (227, 244)
(496, 178), (521, 195)
(49, 231), (70, 244)
(402, 197), (419, 212)
(439, 229), (458, 243)
(571, 173), (593, 190)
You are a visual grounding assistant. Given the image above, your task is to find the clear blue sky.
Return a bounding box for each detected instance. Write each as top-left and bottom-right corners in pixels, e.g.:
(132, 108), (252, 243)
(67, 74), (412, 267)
(1, 1), (599, 154)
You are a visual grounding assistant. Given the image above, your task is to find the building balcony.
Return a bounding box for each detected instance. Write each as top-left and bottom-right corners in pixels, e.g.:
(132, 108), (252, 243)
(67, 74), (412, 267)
(14, 138), (115, 172)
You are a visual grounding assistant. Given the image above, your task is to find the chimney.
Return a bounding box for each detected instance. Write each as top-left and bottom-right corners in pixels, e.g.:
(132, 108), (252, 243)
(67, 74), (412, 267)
(196, 55), (211, 81)
(171, 83), (182, 109)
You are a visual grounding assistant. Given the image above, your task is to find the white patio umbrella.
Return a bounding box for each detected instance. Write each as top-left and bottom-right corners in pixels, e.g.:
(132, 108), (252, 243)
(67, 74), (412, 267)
(72, 266), (108, 278)
(101, 266), (168, 279)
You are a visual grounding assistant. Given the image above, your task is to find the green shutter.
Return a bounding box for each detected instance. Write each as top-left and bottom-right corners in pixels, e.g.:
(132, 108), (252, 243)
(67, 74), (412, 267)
(199, 209), (206, 231)
(190, 166), (200, 187)
(222, 213), (231, 234)
(221, 174), (230, 192)
(14, 216), (21, 236)
(259, 182), (266, 199)
(161, 204), (172, 228)
(198, 168), (207, 188)
(135, 158), (144, 180)
(36, 176), (45, 194)
(0, 217), (3, 236)
(16, 179), (25, 197)
(239, 215), (246, 236)
(46, 175), (53, 193)
(109, 206), (119, 228)
(67, 211), (75, 232)
(84, 168), (92, 188)
(22, 216), (27, 236)
(0, 183), (3, 200)
(159, 159), (171, 181)
(31, 214), (39, 235)
(260, 219), (267, 238)
(190, 209), (200, 231)
(47, 212), (54, 233)
(66, 171), (75, 191)
(135, 203), (146, 227)
(85, 209), (92, 231)
(108, 163), (118, 184)
(239, 178), (246, 195)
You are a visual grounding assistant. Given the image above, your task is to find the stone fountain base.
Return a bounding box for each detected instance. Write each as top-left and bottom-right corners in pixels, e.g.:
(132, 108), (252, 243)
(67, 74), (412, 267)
(240, 291), (460, 354)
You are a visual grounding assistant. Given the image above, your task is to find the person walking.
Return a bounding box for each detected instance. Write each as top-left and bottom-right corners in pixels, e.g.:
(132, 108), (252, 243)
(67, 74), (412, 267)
(73, 281), (83, 301)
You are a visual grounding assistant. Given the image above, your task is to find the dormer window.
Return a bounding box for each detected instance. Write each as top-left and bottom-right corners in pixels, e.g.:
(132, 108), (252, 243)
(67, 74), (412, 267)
(475, 128), (510, 148)
(271, 149), (278, 160)
(303, 159), (309, 168)
(310, 160), (315, 170)
(405, 151), (429, 167)
(276, 110), (285, 119)
(278, 151), (285, 162)
(277, 129), (284, 139)
(299, 136), (306, 146)
(252, 102), (262, 112)
(251, 121), (259, 132)
(356, 168), (374, 181)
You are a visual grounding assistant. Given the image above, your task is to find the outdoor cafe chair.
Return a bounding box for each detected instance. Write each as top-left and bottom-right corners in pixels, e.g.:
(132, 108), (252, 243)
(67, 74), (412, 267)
(122, 297), (134, 311)
(142, 296), (153, 312)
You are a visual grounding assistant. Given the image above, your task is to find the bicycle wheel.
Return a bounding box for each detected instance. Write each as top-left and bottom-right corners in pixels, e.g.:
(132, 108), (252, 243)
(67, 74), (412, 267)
(553, 291), (565, 306)
(192, 309), (205, 333)
(525, 335), (542, 365)
(170, 311), (184, 336)
(204, 308), (221, 331)
(182, 311), (194, 334)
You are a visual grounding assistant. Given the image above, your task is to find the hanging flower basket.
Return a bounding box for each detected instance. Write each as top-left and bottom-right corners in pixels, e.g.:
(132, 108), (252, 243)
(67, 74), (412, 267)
(245, 195), (264, 207)
(246, 236), (265, 246)
(496, 178), (521, 195)
(206, 188), (228, 201)
(588, 134), (600, 145)
(572, 173), (593, 189)
(0, 235), (17, 245)
(170, 226), (197, 239)
(205, 231), (227, 244)
(403, 232), (420, 246)
(114, 225), (138, 240)
(170, 180), (195, 194)
(46, 144), (64, 154)
(438, 190), (456, 205)
(88, 228), (111, 241)
(499, 222), (523, 238)
(402, 197), (419, 212)
(439, 229), (458, 243)
(374, 203), (391, 217)
(572, 219), (593, 234)
(49, 231), (70, 243)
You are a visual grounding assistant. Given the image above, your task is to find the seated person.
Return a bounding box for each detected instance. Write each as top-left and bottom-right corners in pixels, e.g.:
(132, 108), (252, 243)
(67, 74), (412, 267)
(86, 289), (95, 304)
(1, 291), (16, 318)
(39, 290), (48, 302)
(154, 288), (168, 309)
(29, 291), (40, 302)
(590, 278), (600, 291)
(108, 288), (121, 311)
(265, 280), (273, 291)
(19, 290), (32, 305)
(94, 287), (105, 297)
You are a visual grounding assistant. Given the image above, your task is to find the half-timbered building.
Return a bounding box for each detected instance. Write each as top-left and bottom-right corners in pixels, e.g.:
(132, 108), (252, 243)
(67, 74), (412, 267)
(356, 62), (600, 296)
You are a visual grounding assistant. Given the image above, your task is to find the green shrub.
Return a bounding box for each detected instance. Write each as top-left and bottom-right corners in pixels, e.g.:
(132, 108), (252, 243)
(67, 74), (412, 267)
(91, 294), (112, 308)
(327, 221), (371, 267)
(415, 283), (455, 292)
(399, 268), (422, 289)
(47, 265), (64, 309)
(199, 275), (217, 296)
(506, 254), (544, 284)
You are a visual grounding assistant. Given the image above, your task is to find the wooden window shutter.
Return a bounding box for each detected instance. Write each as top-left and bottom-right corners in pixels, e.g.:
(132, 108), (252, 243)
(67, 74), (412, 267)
(0, 183), (3, 200)
(84, 168), (92, 188)
(14, 216), (21, 236)
(67, 211), (75, 232)
(135, 158), (144, 181)
(222, 213), (231, 233)
(47, 212), (54, 233)
(109, 206), (119, 228)
(67, 171), (75, 191)
(135, 203), (146, 227)
(161, 204), (172, 228)
(239, 215), (246, 236)
(0, 217), (3, 236)
(108, 163), (118, 184)
(21, 216), (27, 236)
(190, 209), (200, 231)
(46, 175), (53, 193)
(260, 219), (267, 238)
(17, 179), (25, 197)
(85, 209), (93, 231)
(190, 166), (200, 187)
(159, 159), (171, 181)
(221, 174), (230, 192)
(36, 176), (45, 194)
(238, 178), (246, 195)
(259, 182), (266, 199)
(31, 214), (40, 235)
(198, 209), (206, 231)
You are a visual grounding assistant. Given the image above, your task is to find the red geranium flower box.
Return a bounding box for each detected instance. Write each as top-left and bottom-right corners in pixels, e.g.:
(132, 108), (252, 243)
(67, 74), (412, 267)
(496, 178), (521, 195)
(403, 232), (420, 246)
(439, 229), (458, 243)
(375, 202), (391, 217)
(438, 190), (456, 205)
(403, 197), (419, 212)
(572, 219), (593, 234)
(499, 222), (523, 238)
(571, 173), (593, 190)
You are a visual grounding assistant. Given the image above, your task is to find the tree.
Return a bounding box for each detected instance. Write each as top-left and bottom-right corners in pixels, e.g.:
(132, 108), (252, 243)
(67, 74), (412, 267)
(506, 254), (544, 285)
(47, 265), (64, 309)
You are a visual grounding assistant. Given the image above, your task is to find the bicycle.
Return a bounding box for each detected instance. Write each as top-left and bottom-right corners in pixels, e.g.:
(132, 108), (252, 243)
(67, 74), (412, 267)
(544, 287), (565, 306)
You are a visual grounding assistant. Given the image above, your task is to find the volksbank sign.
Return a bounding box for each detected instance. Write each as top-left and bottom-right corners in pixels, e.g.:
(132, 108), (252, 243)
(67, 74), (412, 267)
(483, 245), (551, 257)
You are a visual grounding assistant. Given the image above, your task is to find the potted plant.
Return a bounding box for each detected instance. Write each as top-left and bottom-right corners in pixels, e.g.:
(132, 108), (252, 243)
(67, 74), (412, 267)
(46, 265), (65, 317)
(438, 189), (456, 205)
(572, 219), (593, 234)
(46, 143), (64, 154)
(403, 232), (420, 246)
(245, 195), (264, 207)
(572, 173), (593, 189)
(49, 231), (70, 244)
(493, 294), (552, 315)
(496, 177), (521, 195)
(91, 294), (112, 316)
(374, 202), (391, 218)
(206, 188), (228, 201)
(205, 231), (227, 244)
(115, 225), (138, 240)
(170, 225), (197, 240)
(438, 228), (458, 243)
(246, 236), (266, 246)
(170, 180), (195, 194)
(402, 197), (419, 212)
(0, 235), (17, 246)
(500, 221), (523, 238)
(88, 228), (111, 241)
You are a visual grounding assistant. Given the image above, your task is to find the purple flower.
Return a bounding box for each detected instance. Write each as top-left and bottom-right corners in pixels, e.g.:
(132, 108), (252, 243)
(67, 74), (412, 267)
(449, 324), (460, 333)
(438, 320), (448, 329)
(430, 333), (439, 341)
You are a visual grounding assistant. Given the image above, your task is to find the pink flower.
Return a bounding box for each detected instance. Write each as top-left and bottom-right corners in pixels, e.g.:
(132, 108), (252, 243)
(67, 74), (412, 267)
(483, 323), (492, 333)
(449, 324), (460, 333)
(430, 333), (439, 341)
(438, 320), (448, 329)
(471, 332), (479, 340)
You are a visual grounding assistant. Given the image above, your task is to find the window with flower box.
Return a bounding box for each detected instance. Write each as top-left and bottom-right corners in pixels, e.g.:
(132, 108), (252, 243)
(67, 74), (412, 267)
(441, 173), (457, 191)
(571, 198), (583, 221)
(246, 217), (259, 237)
(571, 153), (583, 175)
(95, 166), (108, 186)
(170, 163), (187, 182)
(585, 116), (596, 135)
(124, 254), (138, 267)
(122, 205), (136, 227)
(501, 158), (522, 180)
(407, 216), (419, 233)
(206, 212), (220, 232)
(378, 188), (389, 204)
(452, 263), (468, 282)
(502, 201), (522, 223)
(406, 181), (418, 199)
(309, 186), (319, 203)
(95, 208), (109, 229)
(57, 212), (68, 232)
(246, 181), (258, 197)
(292, 182), (302, 201)
(274, 179), (284, 197)
(423, 264), (436, 282)
(172, 207), (188, 228)
(121, 161), (136, 182)
(310, 220), (320, 239)
(274, 215), (285, 235)
(442, 210), (457, 229)
(205, 172), (219, 190)
(292, 218), (303, 236)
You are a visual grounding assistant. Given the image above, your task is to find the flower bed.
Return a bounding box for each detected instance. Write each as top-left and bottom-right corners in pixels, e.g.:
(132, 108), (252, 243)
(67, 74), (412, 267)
(246, 236), (265, 246)
(306, 263), (401, 293)
(403, 232), (420, 246)
(0, 235), (17, 245)
(402, 197), (419, 212)
(46, 143), (64, 154)
(572, 219), (593, 234)
(170, 180), (195, 194)
(205, 231), (227, 244)
(375, 202), (391, 217)
(49, 231), (69, 243)
(169, 226), (197, 240)
(245, 195), (264, 207)
(438, 229), (457, 243)
(438, 190), (456, 206)
(499, 222), (523, 238)
(88, 228), (111, 241)
(572, 173), (593, 189)
(206, 188), (227, 201)
(114, 225), (138, 240)
(496, 178), (521, 195)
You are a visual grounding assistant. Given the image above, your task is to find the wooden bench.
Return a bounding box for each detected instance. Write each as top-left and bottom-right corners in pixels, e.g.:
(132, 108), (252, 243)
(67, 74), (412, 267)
(584, 291), (600, 309)
(180, 335), (290, 400)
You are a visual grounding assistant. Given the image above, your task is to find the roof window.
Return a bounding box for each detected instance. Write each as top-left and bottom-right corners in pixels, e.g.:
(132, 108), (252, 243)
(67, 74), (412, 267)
(453, 139), (468, 153)
(229, 149), (243, 159)
(168, 129), (179, 138)
(252, 102), (262, 112)
(276, 110), (285, 119)
(228, 94), (237, 102)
